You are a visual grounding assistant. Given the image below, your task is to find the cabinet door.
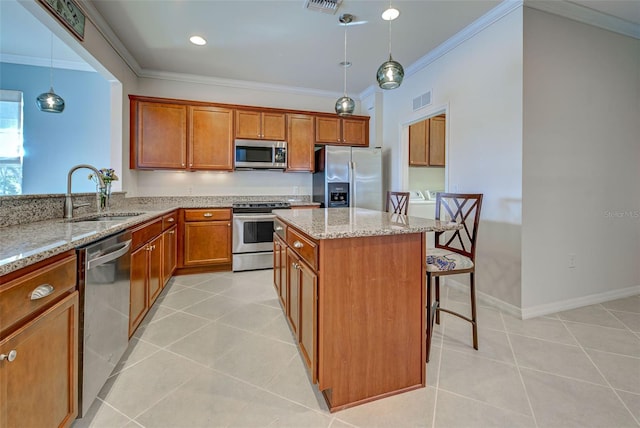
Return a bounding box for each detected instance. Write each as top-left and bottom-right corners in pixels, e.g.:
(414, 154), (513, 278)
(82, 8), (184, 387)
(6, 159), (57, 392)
(298, 260), (318, 383)
(235, 110), (262, 139)
(261, 112), (286, 140)
(286, 114), (315, 172)
(315, 116), (341, 144)
(286, 249), (300, 337)
(429, 116), (446, 166)
(129, 245), (148, 336)
(273, 235), (287, 308)
(189, 106), (233, 170)
(134, 102), (187, 169)
(147, 235), (163, 306)
(162, 225), (177, 286)
(409, 120), (429, 166)
(0, 292), (78, 428)
(342, 118), (368, 147)
(183, 221), (232, 266)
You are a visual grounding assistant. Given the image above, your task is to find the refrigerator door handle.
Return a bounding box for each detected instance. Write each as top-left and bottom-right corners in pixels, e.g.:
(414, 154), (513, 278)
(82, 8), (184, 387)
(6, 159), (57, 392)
(350, 160), (356, 208)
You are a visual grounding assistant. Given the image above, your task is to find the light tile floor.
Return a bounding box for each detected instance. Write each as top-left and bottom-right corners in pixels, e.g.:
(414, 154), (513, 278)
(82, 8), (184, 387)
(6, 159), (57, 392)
(73, 270), (640, 428)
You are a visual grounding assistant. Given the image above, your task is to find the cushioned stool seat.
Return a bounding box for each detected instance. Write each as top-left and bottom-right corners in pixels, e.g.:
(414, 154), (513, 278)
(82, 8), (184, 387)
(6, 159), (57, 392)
(426, 248), (474, 272)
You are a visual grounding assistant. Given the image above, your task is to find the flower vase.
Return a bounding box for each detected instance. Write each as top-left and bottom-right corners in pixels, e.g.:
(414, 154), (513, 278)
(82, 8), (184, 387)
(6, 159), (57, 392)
(98, 182), (111, 211)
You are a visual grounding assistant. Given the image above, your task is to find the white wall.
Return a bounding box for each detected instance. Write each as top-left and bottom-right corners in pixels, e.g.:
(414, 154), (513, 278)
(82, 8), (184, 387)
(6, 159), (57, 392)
(521, 8), (640, 316)
(380, 7), (524, 308)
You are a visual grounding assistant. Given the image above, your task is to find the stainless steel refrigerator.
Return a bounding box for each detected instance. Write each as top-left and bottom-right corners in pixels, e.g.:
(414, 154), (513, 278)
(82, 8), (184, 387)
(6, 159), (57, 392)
(312, 146), (383, 211)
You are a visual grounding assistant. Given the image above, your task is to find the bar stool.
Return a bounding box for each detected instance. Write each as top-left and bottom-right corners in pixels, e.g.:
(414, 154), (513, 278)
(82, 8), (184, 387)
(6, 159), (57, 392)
(386, 191), (410, 215)
(426, 192), (483, 362)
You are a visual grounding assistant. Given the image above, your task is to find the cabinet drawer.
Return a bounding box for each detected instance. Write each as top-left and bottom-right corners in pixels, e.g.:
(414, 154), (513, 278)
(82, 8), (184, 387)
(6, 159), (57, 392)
(132, 218), (163, 250)
(274, 218), (287, 241)
(0, 253), (77, 336)
(162, 211), (178, 230)
(184, 208), (231, 222)
(286, 228), (318, 271)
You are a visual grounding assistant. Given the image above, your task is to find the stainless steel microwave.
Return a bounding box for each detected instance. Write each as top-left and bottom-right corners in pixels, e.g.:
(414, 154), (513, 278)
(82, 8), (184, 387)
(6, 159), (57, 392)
(234, 139), (287, 170)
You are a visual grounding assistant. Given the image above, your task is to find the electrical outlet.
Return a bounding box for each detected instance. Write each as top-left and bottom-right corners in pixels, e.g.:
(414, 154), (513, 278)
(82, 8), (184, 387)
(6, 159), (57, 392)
(568, 253), (576, 268)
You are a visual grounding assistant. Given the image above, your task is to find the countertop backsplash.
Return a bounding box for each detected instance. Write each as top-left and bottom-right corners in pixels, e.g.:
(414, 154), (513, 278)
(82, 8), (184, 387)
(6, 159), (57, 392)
(0, 193), (311, 228)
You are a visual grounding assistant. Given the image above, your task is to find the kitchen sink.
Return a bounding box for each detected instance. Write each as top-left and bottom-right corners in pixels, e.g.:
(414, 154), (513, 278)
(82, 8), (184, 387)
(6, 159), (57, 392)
(71, 213), (144, 222)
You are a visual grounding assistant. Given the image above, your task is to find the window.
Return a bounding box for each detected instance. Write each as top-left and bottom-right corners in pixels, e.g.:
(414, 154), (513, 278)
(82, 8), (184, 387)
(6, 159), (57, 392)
(0, 90), (24, 195)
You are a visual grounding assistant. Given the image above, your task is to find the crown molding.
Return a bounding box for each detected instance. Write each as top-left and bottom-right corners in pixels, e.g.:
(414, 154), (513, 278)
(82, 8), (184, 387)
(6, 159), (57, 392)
(526, 0), (640, 40)
(138, 69), (344, 99)
(0, 53), (96, 72)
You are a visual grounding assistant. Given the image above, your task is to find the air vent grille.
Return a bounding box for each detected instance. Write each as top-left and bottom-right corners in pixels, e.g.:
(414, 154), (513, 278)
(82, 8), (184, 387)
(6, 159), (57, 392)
(304, 0), (342, 14)
(412, 90), (432, 111)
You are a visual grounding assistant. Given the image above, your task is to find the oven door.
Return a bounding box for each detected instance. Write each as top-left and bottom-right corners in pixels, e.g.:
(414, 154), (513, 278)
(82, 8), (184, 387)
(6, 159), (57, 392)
(232, 213), (276, 254)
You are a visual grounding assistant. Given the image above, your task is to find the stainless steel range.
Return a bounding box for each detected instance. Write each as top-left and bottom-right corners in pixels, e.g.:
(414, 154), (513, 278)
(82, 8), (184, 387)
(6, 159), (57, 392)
(232, 201), (290, 271)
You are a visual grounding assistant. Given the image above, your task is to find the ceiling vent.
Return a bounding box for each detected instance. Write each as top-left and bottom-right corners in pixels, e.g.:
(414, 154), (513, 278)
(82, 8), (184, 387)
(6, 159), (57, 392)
(412, 90), (432, 111)
(304, 0), (343, 14)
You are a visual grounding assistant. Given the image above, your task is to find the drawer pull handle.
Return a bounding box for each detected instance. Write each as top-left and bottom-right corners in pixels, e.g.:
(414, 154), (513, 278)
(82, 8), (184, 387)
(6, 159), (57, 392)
(168, 218), (175, 222)
(169, 230), (175, 235)
(0, 350), (17, 362)
(275, 226), (283, 231)
(293, 241), (304, 249)
(30, 284), (54, 300)
(203, 213), (213, 217)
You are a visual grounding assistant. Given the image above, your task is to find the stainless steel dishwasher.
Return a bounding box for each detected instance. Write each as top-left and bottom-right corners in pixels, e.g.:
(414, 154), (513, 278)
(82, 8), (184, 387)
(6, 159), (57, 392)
(76, 230), (132, 418)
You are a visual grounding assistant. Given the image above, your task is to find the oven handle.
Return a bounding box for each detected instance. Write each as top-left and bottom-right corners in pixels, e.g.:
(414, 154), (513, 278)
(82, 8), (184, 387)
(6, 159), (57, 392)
(233, 213), (277, 221)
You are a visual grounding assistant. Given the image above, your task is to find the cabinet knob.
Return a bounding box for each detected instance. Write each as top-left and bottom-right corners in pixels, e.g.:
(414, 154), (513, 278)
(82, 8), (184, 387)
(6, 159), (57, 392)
(293, 241), (304, 249)
(274, 226), (283, 231)
(168, 230), (175, 235)
(0, 350), (17, 362)
(30, 284), (54, 300)
(292, 262), (299, 270)
(181, 163), (185, 167)
(203, 213), (213, 217)
(168, 218), (175, 223)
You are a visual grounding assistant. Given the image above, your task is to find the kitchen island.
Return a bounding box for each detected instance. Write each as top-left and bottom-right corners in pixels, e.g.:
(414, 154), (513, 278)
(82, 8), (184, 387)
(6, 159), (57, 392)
(273, 207), (461, 412)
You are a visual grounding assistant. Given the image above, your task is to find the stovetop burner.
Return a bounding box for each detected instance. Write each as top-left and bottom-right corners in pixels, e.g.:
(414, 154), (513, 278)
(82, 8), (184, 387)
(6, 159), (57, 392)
(232, 201), (291, 213)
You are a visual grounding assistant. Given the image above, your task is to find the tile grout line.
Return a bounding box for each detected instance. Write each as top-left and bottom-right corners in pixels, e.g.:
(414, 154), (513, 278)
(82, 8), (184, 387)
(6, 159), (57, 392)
(558, 307), (640, 427)
(501, 310), (540, 428)
(429, 286), (448, 428)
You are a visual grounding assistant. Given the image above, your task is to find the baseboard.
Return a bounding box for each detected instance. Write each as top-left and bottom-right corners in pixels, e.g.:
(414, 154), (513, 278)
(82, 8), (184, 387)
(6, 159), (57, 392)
(444, 278), (523, 319)
(521, 285), (640, 320)
(443, 279), (640, 320)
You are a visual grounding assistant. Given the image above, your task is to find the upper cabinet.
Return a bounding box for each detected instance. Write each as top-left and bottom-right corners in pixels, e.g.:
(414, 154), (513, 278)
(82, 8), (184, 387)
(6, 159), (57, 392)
(315, 116), (369, 147)
(408, 114), (446, 167)
(130, 97), (233, 171)
(235, 110), (286, 141)
(286, 114), (315, 172)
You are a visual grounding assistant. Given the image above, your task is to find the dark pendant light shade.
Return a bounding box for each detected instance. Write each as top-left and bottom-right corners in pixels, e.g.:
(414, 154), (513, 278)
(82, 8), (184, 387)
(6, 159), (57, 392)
(37, 33), (65, 113)
(36, 88), (65, 113)
(376, 55), (404, 90)
(377, 5), (403, 90)
(335, 96), (355, 117)
(335, 14), (355, 117)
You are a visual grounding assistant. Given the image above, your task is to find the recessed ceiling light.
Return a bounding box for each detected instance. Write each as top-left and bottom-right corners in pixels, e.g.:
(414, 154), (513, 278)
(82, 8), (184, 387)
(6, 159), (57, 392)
(381, 7), (399, 21)
(189, 35), (207, 46)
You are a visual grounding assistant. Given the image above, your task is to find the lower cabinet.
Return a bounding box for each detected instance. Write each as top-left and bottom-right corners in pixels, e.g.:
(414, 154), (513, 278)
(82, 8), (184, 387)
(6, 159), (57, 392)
(273, 234), (287, 308)
(0, 292), (78, 428)
(162, 225), (177, 286)
(180, 209), (232, 270)
(129, 218), (164, 337)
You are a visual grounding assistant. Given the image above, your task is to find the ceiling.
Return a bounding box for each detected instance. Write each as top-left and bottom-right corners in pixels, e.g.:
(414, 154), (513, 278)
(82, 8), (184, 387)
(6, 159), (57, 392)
(2, 0), (639, 97)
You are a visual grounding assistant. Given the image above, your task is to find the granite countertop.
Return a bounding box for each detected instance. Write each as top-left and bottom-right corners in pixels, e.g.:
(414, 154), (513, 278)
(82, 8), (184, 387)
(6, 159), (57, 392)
(274, 207), (461, 240)
(0, 198), (321, 276)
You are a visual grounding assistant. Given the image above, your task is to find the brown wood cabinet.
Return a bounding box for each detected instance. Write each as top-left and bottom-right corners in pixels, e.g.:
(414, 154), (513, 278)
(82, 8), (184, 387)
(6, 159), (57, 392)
(130, 97), (233, 171)
(181, 208), (232, 269)
(0, 251), (79, 428)
(273, 234), (287, 308)
(129, 218), (163, 337)
(235, 110), (286, 140)
(409, 115), (446, 167)
(315, 116), (369, 147)
(132, 101), (188, 169)
(273, 217), (426, 412)
(162, 226), (177, 286)
(286, 114), (315, 172)
(189, 106), (234, 170)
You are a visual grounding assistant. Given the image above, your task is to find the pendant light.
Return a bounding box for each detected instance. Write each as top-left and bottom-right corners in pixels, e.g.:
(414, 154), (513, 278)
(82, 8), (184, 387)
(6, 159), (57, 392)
(376, 3), (404, 90)
(36, 32), (65, 113)
(335, 13), (355, 117)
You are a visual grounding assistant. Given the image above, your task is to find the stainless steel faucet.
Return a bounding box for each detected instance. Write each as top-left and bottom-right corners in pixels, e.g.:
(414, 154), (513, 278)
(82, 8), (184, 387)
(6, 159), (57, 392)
(64, 164), (105, 219)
